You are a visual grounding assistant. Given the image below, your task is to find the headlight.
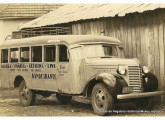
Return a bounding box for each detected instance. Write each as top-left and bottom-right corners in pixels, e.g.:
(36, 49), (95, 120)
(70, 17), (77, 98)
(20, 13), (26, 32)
(117, 66), (127, 75)
(142, 66), (149, 73)
(144, 77), (148, 83)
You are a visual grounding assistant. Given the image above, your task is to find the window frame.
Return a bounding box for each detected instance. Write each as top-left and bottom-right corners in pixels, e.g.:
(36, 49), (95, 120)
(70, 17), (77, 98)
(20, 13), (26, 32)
(58, 44), (69, 63)
(44, 45), (56, 62)
(10, 48), (19, 63)
(20, 47), (30, 63)
(31, 46), (43, 63)
(1, 49), (9, 63)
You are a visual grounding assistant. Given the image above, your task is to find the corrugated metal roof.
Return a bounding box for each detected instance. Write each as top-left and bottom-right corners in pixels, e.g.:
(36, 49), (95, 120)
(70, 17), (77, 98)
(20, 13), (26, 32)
(20, 4), (165, 29)
(0, 3), (64, 19)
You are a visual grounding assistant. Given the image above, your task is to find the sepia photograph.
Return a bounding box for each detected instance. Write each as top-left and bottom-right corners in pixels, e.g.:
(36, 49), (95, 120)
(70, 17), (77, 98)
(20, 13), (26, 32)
(0, 0), (165, 117)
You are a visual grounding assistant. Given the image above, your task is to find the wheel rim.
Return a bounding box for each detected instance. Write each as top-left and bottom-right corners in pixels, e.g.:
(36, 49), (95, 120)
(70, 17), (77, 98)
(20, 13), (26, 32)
(20, 85), (29, 101)
(95, 89), (106, 108)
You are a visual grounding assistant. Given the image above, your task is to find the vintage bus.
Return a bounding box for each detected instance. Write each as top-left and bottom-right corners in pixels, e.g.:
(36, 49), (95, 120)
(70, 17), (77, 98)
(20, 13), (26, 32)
(0, 35), (164, 115)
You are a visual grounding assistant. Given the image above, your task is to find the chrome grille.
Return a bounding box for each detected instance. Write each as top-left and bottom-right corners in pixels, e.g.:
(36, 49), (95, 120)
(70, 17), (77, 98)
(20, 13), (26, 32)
(128, 66), (143, 93)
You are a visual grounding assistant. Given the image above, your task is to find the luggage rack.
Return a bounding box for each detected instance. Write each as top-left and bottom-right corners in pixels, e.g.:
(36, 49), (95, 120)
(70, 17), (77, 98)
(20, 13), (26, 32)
(11, 27), (71, 39)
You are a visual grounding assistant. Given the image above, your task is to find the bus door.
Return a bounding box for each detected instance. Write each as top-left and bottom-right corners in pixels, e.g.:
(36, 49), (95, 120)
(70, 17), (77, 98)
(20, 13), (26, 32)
(56, 44), (71, 93)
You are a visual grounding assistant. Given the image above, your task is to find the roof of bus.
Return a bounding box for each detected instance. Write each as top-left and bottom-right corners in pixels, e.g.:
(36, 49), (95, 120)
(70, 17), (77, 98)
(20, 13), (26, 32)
(1, 35), (122, 48)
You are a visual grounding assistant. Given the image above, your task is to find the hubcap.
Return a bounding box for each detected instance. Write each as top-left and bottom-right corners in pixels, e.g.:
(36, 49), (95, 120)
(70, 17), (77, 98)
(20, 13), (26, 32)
(20, 86), (29, 100)
(95, 89), (106, 108)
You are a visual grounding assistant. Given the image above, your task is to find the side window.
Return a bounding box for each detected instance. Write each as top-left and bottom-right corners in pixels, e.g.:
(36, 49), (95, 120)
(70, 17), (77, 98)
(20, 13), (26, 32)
(32, 46), (42, 62)
(59, 45), (69, 62)
(103, 46), (118, 57)
(10, 48), (19, 63)
(1, 49), (8, 63)
(21, 47), (29, 62)
(45, 45), (56, 62)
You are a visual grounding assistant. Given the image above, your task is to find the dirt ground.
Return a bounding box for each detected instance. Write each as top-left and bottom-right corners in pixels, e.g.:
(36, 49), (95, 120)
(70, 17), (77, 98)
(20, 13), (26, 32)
(0, 88), (165, 116)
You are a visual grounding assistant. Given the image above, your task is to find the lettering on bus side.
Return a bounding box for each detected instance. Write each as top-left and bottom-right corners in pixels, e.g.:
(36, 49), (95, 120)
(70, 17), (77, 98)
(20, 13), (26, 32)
(47, 64), (56, 68)
(29, 64), (44, 68)
(1, 64), (11, 68)
(32, 73), (56, 79)
(1, 63), (56, 69)
(14, 64), (26, 68)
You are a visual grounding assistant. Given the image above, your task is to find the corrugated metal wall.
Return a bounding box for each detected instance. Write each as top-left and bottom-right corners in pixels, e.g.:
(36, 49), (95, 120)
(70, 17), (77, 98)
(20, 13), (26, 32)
(71, 9), (165, 96)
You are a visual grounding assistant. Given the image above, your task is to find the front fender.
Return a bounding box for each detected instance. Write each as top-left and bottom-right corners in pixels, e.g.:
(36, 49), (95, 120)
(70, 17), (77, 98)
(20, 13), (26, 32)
(96, 73), (116, 87)
(143, 72), (158, 92)
(84, 73), (128, 98)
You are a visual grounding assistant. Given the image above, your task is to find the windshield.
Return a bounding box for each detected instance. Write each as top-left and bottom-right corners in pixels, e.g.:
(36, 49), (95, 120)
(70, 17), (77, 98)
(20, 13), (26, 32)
(82, 44), (123, 58)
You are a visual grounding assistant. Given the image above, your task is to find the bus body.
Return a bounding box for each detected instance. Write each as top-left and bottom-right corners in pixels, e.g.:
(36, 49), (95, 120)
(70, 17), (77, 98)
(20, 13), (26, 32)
(0, 35), (164, 115)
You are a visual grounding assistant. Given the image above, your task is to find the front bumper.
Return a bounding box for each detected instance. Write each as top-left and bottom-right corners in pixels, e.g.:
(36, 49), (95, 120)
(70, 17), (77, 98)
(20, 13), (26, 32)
(117, 91), (164, 100)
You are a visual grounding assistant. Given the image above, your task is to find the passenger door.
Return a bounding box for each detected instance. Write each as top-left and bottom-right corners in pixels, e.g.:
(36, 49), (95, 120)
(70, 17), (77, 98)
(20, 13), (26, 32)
(56, 44), (71, 93)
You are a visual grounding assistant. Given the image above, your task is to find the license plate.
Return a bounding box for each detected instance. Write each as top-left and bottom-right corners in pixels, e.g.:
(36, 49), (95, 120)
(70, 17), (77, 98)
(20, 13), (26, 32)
(122, 86), (133, 94)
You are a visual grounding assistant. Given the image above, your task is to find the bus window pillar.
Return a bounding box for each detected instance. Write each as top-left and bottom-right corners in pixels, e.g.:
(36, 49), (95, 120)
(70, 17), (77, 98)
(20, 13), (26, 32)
(29, 47), (32, 62)
(18, 48), (20, 63)
(8, 48), (10, 63)
(42, 46), (44, 63)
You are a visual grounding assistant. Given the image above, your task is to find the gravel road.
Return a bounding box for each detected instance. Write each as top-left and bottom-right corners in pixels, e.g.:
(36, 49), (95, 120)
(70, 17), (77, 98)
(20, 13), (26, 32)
(0, 88), (165, 116)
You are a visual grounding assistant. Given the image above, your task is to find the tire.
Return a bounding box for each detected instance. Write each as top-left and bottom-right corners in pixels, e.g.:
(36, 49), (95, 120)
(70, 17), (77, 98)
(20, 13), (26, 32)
(19, 80), (36, 106)
(135, 97), (155, 110)
(91, 83), (113, 116)
(56, 93), (72, 104)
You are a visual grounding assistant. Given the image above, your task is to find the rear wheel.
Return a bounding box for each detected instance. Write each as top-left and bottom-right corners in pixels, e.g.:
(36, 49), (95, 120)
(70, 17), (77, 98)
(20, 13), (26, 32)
(19, 80), (36, 106)
(56, 93), (72, 104)
(91, 83), (113, 116)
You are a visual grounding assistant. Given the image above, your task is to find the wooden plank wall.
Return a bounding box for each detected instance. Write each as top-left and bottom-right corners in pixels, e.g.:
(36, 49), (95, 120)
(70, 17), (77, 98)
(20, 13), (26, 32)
(71, 9), (165, 97)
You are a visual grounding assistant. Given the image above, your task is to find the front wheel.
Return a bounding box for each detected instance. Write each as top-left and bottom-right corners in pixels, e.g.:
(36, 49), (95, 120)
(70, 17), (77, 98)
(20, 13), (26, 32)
(19, 80), (36, 106)
(91, 83), (113, 116)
